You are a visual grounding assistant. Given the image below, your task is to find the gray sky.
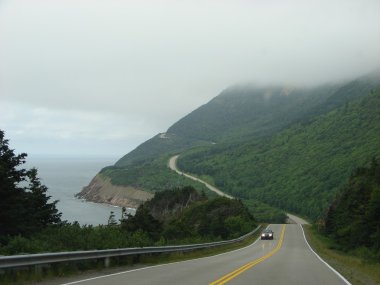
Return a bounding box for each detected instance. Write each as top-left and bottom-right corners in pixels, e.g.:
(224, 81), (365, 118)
(1, 0), (380, 158)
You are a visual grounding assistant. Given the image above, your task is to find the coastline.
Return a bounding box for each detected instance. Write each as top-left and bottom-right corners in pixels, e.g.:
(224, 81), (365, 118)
(77, 174), (154, 209)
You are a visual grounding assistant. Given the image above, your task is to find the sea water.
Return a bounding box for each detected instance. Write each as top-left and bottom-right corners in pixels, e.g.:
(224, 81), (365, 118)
(25, 156), (135, 226)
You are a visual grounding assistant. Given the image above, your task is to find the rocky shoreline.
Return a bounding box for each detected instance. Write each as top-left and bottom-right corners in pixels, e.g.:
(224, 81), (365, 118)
(77, 174), (154, 209)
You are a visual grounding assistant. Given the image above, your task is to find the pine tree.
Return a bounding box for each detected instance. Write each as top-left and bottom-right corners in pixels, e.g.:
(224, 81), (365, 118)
(0, 130), (61, 240)
(25, 168), (61, 232)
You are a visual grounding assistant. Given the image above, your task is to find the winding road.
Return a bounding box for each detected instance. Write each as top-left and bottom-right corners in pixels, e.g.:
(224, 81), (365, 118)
(168, 155), (233, 198)
(58, 155), (350, 284)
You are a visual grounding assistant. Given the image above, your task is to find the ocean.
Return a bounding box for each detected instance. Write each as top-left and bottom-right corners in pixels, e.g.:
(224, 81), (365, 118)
(25, 156), (135, 226)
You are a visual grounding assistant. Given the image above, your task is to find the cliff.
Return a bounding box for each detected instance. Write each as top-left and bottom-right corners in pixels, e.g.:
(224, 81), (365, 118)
(77, 174), (154, 208)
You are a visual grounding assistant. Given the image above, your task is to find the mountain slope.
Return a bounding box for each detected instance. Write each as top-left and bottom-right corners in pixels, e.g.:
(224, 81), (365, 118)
(81, 72), (380, 221)
(114, 133), (212, 167)
(178, 87), (380, 220)
(323, 157), (380, 258)
(116, 74), (379, 167)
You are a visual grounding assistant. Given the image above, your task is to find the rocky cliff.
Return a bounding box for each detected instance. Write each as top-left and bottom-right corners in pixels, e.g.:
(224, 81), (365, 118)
(77, 174), (154, 208)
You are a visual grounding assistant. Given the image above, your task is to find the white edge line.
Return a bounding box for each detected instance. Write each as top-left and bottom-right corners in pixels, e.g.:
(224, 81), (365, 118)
(300, 224), (351, 285)
(60, 226), (267, 285)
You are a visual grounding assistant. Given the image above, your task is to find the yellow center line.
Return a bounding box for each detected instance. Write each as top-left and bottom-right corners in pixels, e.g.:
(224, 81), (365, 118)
(209, 224), (286, 285)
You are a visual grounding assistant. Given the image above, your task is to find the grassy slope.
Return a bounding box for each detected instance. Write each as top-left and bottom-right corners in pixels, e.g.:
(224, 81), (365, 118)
(101, 155), (215, 196)
(178, 88), (380, 220)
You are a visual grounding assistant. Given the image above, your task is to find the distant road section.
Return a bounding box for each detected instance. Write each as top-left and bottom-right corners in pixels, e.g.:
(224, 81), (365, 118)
(169, 156), (310, 226)
(287, 213), (309, 225)
(168, 155), (233, 199)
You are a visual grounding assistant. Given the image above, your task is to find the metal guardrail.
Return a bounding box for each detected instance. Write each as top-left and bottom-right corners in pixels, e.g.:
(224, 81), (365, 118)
(0, 225), (261, 269)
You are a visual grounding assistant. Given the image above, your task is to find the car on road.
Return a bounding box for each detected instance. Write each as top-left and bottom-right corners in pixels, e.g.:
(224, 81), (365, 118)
(261, 229), (274, 240)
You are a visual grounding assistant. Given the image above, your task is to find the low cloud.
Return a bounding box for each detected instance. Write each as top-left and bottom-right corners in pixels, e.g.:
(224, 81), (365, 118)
(1, 0), (379, 156)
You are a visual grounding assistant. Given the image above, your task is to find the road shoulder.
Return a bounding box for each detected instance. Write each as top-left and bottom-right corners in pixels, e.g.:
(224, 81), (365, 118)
(303, 225), (380, 285)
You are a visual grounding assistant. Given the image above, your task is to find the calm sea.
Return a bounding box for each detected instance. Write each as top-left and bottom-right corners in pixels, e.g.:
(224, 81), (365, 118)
(25, 156), (135, 226)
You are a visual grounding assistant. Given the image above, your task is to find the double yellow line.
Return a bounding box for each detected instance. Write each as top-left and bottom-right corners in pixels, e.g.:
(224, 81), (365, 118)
(209, 225), (286, 285)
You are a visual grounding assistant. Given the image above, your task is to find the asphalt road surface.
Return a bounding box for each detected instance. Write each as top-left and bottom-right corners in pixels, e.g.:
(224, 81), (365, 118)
(62, 224), (349, 285)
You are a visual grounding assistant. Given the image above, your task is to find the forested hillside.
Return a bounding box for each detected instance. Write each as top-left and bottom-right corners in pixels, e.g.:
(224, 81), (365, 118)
(115, 74), (379, 167)
(178, 88), (380, 220)
(82, 72), (380, 221)
(123, 186), (256, 241)
(115, 133), (212, 167)
(323, 158), (380, 261)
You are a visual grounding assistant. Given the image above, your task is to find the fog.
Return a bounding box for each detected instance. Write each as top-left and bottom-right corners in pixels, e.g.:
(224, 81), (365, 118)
(1, 0), (379, 157)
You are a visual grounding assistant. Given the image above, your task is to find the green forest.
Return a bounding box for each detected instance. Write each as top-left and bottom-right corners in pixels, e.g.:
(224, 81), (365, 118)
(1, 184), (256, 255)
(0, 130), (61, 243)
(96, 74), (380, 222)
(178, 88), (380, 220)
(322, 158), (380, 261)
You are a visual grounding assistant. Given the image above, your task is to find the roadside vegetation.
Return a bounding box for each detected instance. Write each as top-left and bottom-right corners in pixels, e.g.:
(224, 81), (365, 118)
(0, 131), (259, 283)
(304, 159), (380, 285)
(1, 187), (256, 255)
(320, 158), (380, 262)
(304, 226), (380, 285)
(0, 226), (262, 285)
(0, 131), (257, 255)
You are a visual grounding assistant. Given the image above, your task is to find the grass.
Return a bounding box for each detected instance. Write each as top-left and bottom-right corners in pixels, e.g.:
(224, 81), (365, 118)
(303, 225), (380, 285)
(0, 226), (262, 285)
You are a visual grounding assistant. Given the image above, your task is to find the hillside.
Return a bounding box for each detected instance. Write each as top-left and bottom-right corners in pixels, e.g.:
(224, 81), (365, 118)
(123, 186), (257, 241)
(114, 74), (379, 168)
(323, 158), (380, 260)
(178, 87), (380, 220)
(115, 133), (212, 167)
(80, 72), (380, 221)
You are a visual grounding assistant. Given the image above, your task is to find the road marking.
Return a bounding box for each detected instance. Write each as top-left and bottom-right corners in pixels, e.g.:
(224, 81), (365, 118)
(209, 225), (286, 285)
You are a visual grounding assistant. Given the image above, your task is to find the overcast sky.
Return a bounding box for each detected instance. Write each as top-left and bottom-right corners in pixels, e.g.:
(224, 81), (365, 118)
(1, 0), (380, 158)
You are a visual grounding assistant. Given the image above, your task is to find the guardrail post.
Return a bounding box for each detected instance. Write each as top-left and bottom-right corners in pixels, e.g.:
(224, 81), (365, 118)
(35, 264), (49, 275)
(104, 257), (111, 268)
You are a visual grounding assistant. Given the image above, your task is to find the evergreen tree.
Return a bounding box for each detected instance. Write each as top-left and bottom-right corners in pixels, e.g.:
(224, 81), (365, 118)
(323, 157), (380, 254)
(121, 205), (162, 241)
(0, 130), (61, 241)
(25, 168), (61, 232)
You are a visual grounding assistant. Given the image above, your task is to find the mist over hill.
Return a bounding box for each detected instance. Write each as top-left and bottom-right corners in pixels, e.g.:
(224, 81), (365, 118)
(81, 72), (380, 221)
(178, 87), (380, 219)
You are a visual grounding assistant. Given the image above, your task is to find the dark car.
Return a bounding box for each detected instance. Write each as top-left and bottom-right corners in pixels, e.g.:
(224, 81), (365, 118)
(261, 229), (274, 240)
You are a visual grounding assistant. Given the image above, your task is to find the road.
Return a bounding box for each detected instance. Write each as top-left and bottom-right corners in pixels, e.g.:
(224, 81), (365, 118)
(168, 155), (233, 198)
(62, 223), (348, 285)
(169, 156), (310, 224)
(57, 156), (349, 284)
